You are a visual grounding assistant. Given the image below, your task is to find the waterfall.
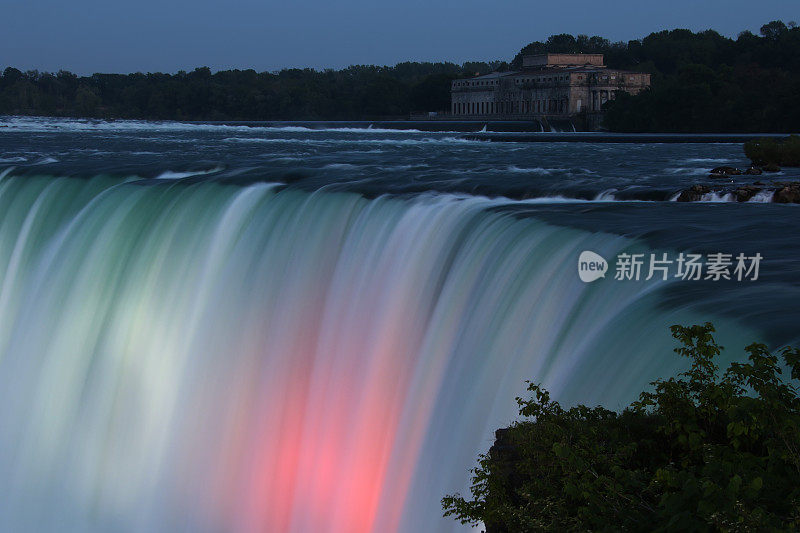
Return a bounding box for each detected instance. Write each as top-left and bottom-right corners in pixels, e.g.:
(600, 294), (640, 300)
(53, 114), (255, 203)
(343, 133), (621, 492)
(0, 173), (758, 532)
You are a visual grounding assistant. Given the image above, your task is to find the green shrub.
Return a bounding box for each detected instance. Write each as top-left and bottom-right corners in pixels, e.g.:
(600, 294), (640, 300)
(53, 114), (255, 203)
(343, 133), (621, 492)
(744, 136), (800, 167)
(443, 324), (800, 532)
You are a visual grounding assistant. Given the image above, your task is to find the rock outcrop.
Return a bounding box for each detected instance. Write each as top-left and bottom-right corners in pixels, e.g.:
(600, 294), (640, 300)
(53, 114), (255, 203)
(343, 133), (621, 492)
(675, 180), (800, 203)
(676, 184), (711, 202)
(774, 182), (800, 203)
(734, 185), (762, 202)
(710, 166), (742, 175)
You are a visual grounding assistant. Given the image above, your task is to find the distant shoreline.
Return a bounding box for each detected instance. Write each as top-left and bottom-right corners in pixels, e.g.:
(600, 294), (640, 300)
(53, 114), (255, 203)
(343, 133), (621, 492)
(3, 116), (795, 141)
(463, 132), (794, 143)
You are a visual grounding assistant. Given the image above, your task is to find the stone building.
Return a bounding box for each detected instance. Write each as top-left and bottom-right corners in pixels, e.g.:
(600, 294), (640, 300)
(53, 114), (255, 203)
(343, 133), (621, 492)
(450, 54), (650, 122)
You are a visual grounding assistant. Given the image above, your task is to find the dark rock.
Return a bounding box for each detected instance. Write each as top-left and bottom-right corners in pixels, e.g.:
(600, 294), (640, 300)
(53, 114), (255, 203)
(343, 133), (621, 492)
(754, 181), (765, 185)
(676, 184), (711, 202)
(744, 167), (763, 175)
(774, 182), (800, 203)
(710, 166), (742, 175)
(735, 185), (762, 202)
(485, 428), (523, 533)
(762, 163), (781, 172)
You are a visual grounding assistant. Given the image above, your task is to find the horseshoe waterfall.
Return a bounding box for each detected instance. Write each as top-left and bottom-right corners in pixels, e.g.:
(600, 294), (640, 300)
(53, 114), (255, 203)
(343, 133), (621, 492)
(0, 171), (766, 532)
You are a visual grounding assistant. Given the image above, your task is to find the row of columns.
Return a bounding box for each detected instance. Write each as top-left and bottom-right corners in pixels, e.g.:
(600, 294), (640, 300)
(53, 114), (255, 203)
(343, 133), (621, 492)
(590, 90), (615, 111)
(452, 98), (568, 116)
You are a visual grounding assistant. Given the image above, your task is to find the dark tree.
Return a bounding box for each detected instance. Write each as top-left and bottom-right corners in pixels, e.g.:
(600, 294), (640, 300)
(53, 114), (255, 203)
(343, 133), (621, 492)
(443, 324), (800, 532)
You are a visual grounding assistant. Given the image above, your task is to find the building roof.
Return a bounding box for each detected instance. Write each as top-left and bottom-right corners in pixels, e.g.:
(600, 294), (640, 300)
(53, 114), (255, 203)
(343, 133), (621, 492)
(453, 65), (647, 85)
(514, 66), (608, 75)
(456, 71), (519, 81)
(522, 53), (605, 69)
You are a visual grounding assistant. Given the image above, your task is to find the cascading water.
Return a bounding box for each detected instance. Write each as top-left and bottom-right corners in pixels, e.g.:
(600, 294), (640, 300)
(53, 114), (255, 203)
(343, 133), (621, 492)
(0, 172), (761, 532)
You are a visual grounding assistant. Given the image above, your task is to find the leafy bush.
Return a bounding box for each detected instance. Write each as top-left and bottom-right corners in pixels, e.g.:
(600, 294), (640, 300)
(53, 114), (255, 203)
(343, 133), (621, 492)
(443, 324), (800, 532)
(744, 136), (800, 167)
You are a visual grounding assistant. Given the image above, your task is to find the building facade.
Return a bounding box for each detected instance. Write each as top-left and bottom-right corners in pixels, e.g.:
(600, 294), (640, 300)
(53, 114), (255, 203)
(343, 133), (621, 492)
(450, 54), (650, 120)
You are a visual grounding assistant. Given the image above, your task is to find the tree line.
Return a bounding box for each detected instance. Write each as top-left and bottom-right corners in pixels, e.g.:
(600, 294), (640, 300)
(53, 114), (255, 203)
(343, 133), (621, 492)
(0, 62), (499, 121)
(602, 21), (800, 132)
(0, 21), (798, 131)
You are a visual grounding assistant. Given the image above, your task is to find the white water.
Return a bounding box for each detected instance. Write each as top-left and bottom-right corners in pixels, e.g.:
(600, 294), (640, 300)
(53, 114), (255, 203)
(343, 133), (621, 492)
(0, 116), (433, 134)
(0, 173), (758, 532)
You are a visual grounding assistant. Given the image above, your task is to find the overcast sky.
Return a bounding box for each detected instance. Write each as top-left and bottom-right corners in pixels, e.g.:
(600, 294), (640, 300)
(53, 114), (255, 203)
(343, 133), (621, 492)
(1, 0), (797, 75)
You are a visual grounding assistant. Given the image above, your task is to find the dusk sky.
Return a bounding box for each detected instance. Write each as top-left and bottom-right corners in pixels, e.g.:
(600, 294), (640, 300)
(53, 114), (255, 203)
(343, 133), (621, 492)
(2, 0), (797, 75)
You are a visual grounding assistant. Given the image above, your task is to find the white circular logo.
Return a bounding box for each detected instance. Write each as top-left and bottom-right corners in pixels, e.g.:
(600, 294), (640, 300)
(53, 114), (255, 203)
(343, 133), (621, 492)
(578, 251), (608, 283)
